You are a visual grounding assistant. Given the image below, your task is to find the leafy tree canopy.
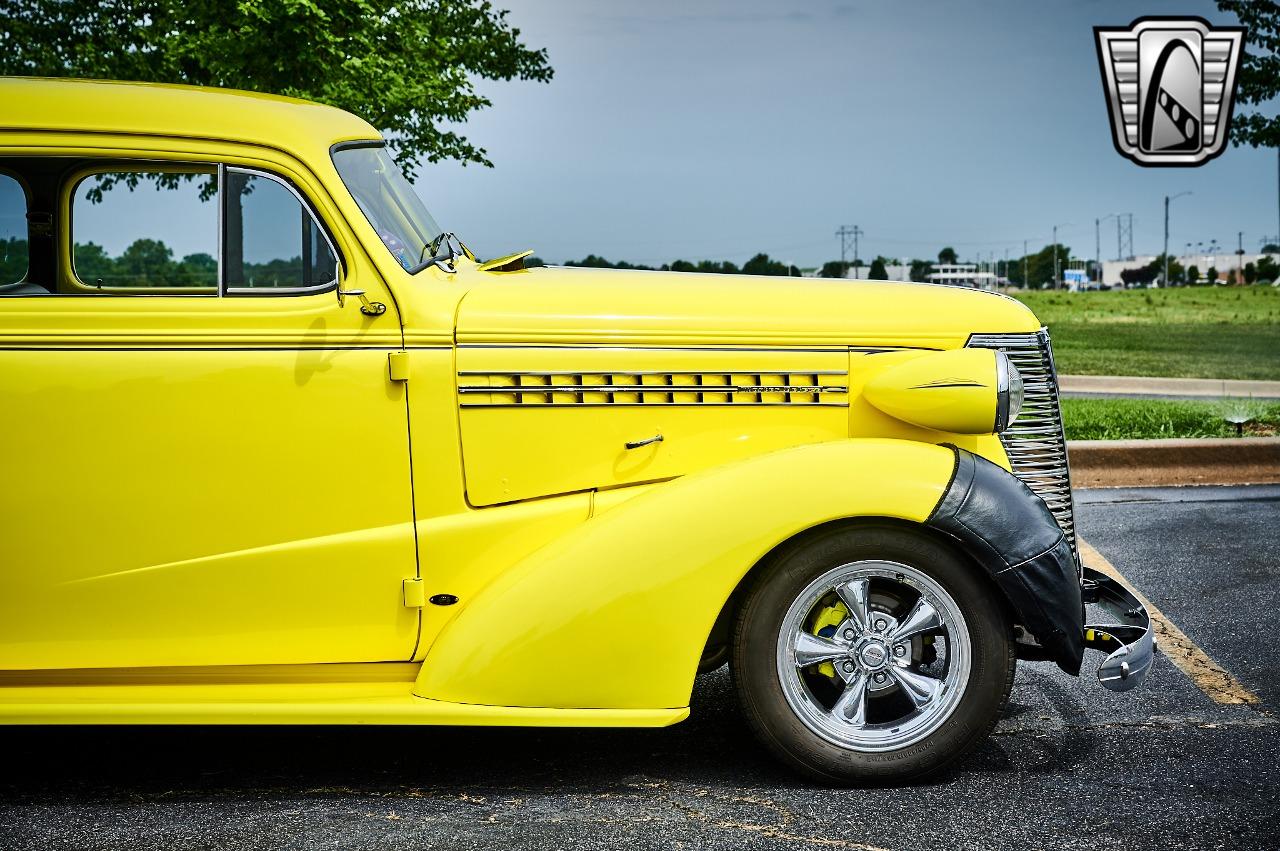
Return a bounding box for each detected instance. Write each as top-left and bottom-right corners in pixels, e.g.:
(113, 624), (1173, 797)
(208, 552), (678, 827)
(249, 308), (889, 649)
(937, 246), (958, 265)
(1218, 0), (1280, 147)
(0, 0), (553, 176)
(1256, 255), (1279, 281)
(819, 260), (850, 279)
(742, 253), (801, 277)
(868, 257), (888, 280)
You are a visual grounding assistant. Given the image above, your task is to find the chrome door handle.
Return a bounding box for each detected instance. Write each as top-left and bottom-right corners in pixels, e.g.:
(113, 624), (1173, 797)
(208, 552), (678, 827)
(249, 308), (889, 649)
(624, 434), (664, 450)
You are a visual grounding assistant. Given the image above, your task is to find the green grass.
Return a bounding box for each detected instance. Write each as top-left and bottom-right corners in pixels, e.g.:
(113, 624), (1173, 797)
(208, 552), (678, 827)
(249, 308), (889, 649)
(1011, 286), (1280, 380)
(1060, 397), (1280, 441)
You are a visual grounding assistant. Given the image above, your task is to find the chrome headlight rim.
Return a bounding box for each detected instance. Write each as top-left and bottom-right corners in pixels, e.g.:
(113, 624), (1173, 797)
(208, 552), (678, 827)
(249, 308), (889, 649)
(994, 351), (1024, 432)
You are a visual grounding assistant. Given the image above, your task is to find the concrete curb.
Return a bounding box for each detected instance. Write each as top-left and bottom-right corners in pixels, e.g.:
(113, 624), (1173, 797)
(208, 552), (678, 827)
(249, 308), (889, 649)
(1060, 375), (1280, 399)
(1067, 437), (1280, 488)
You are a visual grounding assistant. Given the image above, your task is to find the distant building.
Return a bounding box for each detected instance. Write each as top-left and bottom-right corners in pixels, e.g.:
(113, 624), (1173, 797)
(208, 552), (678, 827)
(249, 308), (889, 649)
(837, 263), (916, 283)
(1100, 252), (1274, 286)
(927, 263), (998, 290)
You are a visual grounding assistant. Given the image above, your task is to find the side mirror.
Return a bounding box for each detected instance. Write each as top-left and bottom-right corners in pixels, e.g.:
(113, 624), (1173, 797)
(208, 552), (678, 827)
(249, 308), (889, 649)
(338, 287), (387, 317)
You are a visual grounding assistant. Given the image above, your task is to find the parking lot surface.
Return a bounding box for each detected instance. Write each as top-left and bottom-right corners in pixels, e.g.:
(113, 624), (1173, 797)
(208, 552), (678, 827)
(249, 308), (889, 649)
(2, 485), (1277, 850)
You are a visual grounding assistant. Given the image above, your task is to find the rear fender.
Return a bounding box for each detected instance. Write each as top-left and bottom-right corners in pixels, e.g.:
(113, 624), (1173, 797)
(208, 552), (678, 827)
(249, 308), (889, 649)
(413, 439), (955, 710)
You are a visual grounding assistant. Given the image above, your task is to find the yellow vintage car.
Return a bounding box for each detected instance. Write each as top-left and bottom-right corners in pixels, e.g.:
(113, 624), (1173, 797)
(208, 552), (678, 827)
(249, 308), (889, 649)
(0, 78), (1152, 783)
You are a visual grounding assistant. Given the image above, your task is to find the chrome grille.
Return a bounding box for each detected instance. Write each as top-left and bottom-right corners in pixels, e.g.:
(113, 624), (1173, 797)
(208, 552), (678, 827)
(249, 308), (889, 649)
(967, 329), (1077, 558)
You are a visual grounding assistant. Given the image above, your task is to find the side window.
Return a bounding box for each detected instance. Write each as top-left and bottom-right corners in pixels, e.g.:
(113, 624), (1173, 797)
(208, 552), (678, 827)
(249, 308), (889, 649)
(0, 174), (29, 288)
(71, 169), (218, 290)
(223, 169), (338, 293)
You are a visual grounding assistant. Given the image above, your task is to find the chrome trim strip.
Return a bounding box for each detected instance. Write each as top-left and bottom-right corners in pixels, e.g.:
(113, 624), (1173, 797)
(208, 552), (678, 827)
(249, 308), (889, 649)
(458, 402), (851, 409)
(459, 384), (848, 395)
(457, 369), (849, 377)
(454, 344), (935, 353)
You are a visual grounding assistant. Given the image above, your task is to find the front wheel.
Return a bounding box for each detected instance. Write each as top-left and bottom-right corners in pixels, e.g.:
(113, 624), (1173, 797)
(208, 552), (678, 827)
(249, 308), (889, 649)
(731, 525), (1015, 783)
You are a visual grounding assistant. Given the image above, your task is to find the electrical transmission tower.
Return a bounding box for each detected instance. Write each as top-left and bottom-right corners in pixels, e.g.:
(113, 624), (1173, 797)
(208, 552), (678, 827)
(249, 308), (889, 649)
(836, 225), (863, 275)
(1118, 213), (1134, 260)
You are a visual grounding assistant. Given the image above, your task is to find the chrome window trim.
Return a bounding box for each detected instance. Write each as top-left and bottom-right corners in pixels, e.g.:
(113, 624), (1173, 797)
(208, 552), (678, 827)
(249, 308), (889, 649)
(67, 162), (219, 296)
(216, 163), (225, 298)
(220, 165), (343, 296)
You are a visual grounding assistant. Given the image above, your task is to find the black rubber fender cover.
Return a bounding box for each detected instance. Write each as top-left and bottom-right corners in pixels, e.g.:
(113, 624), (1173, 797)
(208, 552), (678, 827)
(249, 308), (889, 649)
(926, 447), (1084, 674)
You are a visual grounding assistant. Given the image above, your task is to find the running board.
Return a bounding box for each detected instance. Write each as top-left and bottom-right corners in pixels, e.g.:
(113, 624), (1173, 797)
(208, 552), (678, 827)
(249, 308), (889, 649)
(0, 665), (688, 727)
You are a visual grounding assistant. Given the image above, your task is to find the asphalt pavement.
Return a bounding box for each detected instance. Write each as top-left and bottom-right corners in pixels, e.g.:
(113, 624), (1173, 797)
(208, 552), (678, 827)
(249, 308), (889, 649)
(1, 485), (1277, 851)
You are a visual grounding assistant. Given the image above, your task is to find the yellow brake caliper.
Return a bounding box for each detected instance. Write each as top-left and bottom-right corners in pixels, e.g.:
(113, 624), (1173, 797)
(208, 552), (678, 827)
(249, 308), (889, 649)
(810, 600), (850, 679)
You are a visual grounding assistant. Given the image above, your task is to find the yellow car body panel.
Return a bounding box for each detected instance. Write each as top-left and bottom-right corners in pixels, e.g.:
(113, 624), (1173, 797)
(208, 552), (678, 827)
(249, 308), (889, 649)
(0, 79), (1047, 724)
(413, 439), (956, 710)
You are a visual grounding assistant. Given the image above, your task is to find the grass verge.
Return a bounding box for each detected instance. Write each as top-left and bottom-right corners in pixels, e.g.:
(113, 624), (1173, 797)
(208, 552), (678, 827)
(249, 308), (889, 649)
(1060, 397), (1280, 441)
(1011, 286), (1280, 380)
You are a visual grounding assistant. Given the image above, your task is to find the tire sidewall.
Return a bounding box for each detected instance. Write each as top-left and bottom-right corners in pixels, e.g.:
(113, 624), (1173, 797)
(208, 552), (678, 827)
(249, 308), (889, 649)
(732, 524), (1014, 784)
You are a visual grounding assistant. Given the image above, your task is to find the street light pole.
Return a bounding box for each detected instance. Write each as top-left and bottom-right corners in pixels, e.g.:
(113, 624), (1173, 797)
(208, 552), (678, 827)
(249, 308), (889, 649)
(1051, 223), (1071, 289)
(1164, 191), (1192, 287)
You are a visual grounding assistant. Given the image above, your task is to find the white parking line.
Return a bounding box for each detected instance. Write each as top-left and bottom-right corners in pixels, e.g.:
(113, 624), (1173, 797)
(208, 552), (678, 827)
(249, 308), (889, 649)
(1078, 538), (1261, 706)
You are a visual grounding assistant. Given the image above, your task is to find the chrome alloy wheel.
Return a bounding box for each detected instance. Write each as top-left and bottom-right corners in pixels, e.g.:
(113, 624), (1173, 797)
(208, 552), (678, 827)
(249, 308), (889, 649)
(775, 559), (971, 752)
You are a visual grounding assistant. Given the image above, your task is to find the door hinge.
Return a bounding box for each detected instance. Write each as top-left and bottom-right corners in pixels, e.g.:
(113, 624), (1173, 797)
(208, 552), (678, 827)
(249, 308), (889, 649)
(402, 577), (425, 608)
(388, 351), (410, 382)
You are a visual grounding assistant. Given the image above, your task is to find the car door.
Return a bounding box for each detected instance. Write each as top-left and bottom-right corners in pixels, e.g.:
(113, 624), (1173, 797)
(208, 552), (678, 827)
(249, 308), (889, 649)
(0, 149), (419, 670)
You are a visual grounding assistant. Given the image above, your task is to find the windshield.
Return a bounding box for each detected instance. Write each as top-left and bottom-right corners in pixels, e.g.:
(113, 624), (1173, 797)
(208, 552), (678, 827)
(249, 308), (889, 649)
(332, 144), (442, 272)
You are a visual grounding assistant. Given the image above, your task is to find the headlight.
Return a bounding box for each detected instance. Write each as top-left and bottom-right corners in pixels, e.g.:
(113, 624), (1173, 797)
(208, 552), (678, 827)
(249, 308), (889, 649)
(994, 352), (1024, 432)
(863, 348), (1009, 435)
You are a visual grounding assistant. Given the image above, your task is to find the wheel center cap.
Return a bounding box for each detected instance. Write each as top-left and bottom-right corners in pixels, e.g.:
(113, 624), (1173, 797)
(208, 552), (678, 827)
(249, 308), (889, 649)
(859, 641), (887, 669)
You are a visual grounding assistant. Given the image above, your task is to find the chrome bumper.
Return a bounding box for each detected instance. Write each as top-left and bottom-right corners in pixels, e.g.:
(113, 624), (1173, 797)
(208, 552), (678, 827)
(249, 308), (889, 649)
(1081, 566), (1156, 692)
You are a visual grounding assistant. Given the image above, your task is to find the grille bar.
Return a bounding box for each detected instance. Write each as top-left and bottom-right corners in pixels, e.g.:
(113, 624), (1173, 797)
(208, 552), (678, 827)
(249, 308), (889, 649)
(967, 329), (1078, 560)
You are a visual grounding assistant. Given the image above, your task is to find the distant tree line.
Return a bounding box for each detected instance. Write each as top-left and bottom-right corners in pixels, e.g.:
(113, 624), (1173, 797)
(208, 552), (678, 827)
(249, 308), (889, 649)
(2, 237), (311, 288)
(552, 253), (802, 277)
(818, 245), (1076, 289)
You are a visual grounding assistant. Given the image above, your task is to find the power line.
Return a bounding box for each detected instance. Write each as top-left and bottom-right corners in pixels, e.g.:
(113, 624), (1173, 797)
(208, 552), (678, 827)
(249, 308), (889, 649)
(836, 224), (863, 272)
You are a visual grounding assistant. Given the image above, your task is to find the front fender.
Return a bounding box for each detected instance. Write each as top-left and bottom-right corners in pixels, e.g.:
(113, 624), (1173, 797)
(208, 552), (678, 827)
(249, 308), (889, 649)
(414, 438), (955, 710)
(925, 447), (1084, 673)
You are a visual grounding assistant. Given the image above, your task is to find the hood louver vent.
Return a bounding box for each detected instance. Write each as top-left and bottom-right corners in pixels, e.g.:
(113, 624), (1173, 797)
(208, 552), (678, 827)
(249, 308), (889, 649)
(458, 371), (849, 407)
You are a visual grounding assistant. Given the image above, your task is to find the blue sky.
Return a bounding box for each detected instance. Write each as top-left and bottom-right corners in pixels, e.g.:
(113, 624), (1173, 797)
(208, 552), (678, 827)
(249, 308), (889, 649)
(15, 1), (1272, 270)
(420, 0), (1276, 268)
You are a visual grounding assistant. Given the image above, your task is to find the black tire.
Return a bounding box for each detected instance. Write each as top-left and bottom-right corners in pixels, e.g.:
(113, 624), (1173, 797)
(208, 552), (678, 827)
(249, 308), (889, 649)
(731, 523), (1015, 784)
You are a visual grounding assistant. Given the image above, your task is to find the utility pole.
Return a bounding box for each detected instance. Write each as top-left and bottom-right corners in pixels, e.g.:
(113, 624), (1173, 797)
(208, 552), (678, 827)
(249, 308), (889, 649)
(1022, 239), (1027, 290)
(1053, 225), (1058, 290)
(836, 225), (863, 277)
(1237, 231), (1245, 284)
(1051, 223), (1071, 289)
(1164, 192), (1191, 287)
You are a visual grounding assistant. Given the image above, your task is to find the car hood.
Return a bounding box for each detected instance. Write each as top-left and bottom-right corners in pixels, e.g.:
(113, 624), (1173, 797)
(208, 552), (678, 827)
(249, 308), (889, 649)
(454, 265), (1041, 349)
